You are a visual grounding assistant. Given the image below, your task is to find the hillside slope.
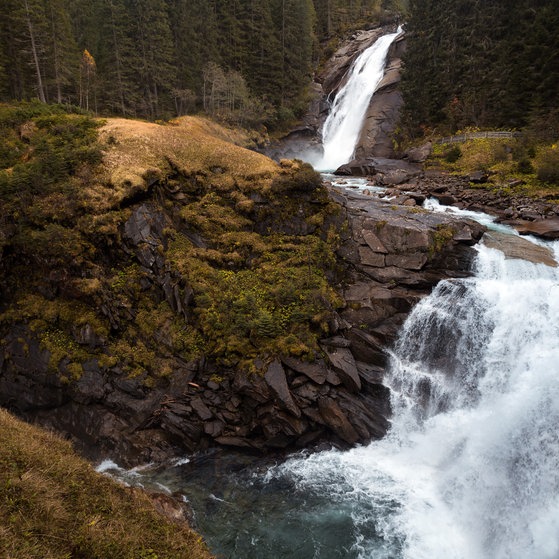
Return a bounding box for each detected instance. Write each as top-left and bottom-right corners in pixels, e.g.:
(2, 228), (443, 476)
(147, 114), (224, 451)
(0, 407), (213, 559)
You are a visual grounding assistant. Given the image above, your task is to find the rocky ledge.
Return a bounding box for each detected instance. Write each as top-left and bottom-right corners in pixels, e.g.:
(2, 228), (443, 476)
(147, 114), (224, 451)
(0, 182), (486, 466)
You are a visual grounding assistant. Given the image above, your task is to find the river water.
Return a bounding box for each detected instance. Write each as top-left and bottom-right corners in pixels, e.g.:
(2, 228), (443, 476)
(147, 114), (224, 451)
(100, 210), (559, 558)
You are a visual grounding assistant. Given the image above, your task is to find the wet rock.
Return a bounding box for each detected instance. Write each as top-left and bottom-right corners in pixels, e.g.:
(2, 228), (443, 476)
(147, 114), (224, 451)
(501, 217), (559, 239)
(319, 336), (352, 348)
(214, 436), (255, 448)
(264, 360), (301, 417)
(482, 231), (558, 267)
(233, 370), (271, 403)
(323, 347), (361, 393)
(385, 253), (428, 270)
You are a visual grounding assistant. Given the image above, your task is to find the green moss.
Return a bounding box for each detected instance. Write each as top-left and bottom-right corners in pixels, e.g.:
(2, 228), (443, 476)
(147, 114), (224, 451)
(429, 224), (456, 256)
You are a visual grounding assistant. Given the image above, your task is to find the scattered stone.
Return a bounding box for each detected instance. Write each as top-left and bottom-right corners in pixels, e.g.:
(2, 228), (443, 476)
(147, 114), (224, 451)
(264, 360), (301, 417)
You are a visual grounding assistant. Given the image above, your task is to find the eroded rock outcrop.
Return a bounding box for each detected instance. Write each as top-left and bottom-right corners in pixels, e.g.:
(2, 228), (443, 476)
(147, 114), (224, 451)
(0, 177), (487, 466)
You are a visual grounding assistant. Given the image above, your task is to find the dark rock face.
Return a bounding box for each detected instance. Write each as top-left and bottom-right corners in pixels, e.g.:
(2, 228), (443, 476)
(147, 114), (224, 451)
(0, 174), (488, 466)
(353, 34), (406, 160)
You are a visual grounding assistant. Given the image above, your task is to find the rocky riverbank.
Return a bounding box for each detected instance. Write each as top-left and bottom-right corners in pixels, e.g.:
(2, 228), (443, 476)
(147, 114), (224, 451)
(2, 109), (555, 471)
(332, 157), (559, 240)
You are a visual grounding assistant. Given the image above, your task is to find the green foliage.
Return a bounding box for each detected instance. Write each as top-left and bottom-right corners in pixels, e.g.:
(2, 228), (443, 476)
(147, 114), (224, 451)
(271, 159), (322, 193)
(0, 100), (344, 384)
(164, 162), (342, 367)
(401, 0), (559, 138)
(0, 0), (401, 128)
(535, 145), (559, 184)
(517, 158), (535, 175)
(429, 224), (455, 256)
(444, 145), (462, 163)
(426, 135), (559, 198)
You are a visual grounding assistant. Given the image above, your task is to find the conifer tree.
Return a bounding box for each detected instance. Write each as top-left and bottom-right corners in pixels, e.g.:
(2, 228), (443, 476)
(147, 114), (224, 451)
(43, 0), (80, 104)
(125, 0), (176, 117)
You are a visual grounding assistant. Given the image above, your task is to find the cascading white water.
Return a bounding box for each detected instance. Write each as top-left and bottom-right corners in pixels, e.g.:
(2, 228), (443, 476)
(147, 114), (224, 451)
(314, 28), (401, 171)
(99, 222), (559, 558)
(267, 236), (559, 559)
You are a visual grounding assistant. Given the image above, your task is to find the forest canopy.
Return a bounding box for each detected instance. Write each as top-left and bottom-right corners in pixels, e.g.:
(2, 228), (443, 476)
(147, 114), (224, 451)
(399, 0), (559, 140)
(0, 0), (395, 127)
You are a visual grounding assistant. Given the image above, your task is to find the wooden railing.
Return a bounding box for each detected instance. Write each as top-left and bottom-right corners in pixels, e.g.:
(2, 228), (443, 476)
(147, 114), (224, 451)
(436, 131), (521, 144)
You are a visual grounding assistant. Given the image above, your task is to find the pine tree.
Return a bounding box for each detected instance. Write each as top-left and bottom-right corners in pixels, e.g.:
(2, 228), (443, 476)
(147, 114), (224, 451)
(43, 0), (80, 104)
(125, 0), (176, 117)
(272, 0), (315, 109)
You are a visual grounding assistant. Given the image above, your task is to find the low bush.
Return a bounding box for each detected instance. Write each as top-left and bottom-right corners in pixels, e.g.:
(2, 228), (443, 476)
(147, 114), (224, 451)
(535, 145), (559, 183)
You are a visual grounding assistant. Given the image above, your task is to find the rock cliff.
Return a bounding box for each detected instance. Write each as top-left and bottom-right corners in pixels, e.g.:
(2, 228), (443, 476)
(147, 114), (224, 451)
(0, 114), (486, 467)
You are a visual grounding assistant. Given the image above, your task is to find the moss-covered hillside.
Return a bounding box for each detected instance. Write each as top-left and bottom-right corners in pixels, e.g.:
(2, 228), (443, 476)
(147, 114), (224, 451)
(0, 102), (342, 379)
(0, 407), (213, 559)
(0, 101), (346, 458)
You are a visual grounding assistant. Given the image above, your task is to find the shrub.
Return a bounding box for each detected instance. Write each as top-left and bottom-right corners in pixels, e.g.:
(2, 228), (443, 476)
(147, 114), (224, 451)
(444, 145), (462, 163)
(535, 146), (559, 183)
(517, 158), (534, 174)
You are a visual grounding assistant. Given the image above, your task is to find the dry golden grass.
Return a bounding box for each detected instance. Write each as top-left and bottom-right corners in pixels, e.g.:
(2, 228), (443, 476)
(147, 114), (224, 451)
(98, 116), (277, 195)
(0, 408), (214, 559)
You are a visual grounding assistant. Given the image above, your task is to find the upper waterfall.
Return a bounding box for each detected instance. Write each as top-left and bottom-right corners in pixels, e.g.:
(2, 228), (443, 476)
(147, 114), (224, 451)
(314, 27), (401, 171)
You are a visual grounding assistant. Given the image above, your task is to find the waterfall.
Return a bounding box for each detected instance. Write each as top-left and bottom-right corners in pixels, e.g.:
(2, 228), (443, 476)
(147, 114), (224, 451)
(314, 28), (401, 171)
(110, 222), (559, 559)
(266, 237), (559, 558)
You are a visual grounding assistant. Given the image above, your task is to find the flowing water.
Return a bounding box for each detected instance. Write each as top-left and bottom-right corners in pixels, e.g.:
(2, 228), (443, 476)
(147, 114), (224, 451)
(96, 27), (559, 555)
(312, 28), (401, 171)
(102, 223), (559, 558)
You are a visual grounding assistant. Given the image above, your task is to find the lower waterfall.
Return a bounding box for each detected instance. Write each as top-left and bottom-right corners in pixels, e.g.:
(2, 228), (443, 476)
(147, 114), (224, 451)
(101, 230), (559, 558)
(263, 238), (559, 558)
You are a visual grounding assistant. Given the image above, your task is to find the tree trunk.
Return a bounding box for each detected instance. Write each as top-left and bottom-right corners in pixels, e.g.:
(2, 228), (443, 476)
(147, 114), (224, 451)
(24, 0), (46, 102)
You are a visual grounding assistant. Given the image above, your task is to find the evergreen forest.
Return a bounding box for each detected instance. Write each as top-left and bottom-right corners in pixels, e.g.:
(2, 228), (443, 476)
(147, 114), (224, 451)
(0, 0), (393, 127)
(400, 0), (559, 140)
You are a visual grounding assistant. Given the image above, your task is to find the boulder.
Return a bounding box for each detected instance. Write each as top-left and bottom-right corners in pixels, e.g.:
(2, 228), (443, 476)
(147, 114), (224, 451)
(468, 170), (489, 183)
(405, 142), (433, 163)
(482, 231), (558, 267)
(264, 360), (301, 417)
